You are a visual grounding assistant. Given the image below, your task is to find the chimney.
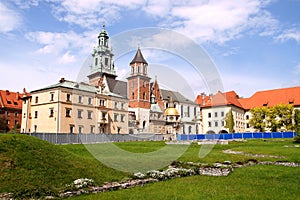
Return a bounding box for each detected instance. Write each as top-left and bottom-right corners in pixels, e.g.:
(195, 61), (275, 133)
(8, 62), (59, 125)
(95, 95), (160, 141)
(60, 78), (65, 83)
(6, 90), (10, 95)
(16, 92), (20, 100)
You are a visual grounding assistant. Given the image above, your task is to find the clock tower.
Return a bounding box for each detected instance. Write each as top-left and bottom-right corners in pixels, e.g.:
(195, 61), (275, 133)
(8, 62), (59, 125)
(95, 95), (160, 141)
(88, 24), (117, 86)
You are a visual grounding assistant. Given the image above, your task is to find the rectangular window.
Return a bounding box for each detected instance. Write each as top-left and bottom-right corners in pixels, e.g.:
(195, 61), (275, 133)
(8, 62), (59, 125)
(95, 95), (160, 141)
(87, 111), (92, 119)
(49, 108), (54, 117)
(78, 110), (83, 118)
(222, 121), (225, 126)
(66, 108), (71, 117)
(34, 111), (38, 118)
(88, 97), (93, 105)
(7, 120), (10, 125)
(215, 121), (218, 127)
(35, 96), (39, 103)
(50, 93), (54, 101)
(121, 103), (124, 110)
(221, 111), (224, 117)
(14, 120), (18, 125)
(208, 113), (211, 118)
(0, 109), (2, 114)
(208, 121), (211, 127)
(114, 113), (118, 122)
(78, 126), (83, 134)
(99, 99), (105, 107)
(105, 57), (109, 66)
(114, 102), (118, 109)
(215, 112), (218, 117)
(6, 111), (10, 116)
(187, 106), (190, 117)
(69, 125), (74, 134)
(90, 125), (95, 134)
(66, 94), (71, 102)
(121, 114), (125, 122)
(14, 112), (18, 117)
(78, 96), (83, 103)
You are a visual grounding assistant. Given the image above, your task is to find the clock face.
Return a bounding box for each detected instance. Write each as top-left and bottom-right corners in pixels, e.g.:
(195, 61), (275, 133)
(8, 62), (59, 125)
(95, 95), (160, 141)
(169, 116), (174, 120)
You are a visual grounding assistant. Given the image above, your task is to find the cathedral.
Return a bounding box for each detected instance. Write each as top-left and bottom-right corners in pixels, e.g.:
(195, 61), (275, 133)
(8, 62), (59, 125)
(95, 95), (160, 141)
(20, 25), (201, 135)
(87, 25), (201, 135)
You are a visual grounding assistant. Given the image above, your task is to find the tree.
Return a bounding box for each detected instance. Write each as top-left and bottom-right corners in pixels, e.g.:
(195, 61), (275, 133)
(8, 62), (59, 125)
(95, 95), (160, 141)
(224, 110), (235, 133)
(0, 115), (9, 132)
(249, 107), (268, 132)
(294, 109), (300, 143)
(267, 104), (294, 132)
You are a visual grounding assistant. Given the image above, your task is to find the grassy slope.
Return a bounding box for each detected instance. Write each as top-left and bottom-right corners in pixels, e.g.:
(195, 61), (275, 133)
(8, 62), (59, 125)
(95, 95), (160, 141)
(0, 134), (128, 197)
(70, 165), (300, 200)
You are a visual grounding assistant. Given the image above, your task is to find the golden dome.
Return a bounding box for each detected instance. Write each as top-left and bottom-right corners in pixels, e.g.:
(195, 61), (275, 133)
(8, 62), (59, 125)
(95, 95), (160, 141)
(164, 107), (180, 116)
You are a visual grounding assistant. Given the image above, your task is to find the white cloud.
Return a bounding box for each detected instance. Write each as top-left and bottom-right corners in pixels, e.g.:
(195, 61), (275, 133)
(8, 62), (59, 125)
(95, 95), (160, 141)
(157, 0), (278, 44)
(25, 30), (96, 55)
(40, 0), (279, 45)
(0, 2), (21, 33)
(58, 51), (76, 64)
(276, 28), (300, 43)
(11, 0), (39, 9)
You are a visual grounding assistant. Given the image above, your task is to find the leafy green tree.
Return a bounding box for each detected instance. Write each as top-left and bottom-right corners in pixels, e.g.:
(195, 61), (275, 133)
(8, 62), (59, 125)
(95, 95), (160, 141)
(0, 115), (9, 132)
(249, 107), (268, 132)
(294, 109), (300, 143)
(267, 104), (294, 132)
(224, 110), (235, 133)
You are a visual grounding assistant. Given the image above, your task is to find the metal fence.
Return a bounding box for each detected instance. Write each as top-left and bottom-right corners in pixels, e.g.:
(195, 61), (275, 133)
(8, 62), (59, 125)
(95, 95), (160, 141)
(177, 132), (297, 140)
(26, 133), (164, 144)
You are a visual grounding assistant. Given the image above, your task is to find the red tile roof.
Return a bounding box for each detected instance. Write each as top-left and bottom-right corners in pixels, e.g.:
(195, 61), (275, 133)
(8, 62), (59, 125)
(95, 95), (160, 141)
(196, 91), (243, 108)
(196, 86), (300, 110)
(239, 86), (300, 110)
(0, 90), (23, 109)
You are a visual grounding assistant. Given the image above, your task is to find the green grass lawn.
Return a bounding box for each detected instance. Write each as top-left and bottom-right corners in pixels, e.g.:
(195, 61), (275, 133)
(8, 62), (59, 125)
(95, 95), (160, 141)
(0, 134), (299, 199)
(69, 165), (300, 200)
(0, 134), (128, 198)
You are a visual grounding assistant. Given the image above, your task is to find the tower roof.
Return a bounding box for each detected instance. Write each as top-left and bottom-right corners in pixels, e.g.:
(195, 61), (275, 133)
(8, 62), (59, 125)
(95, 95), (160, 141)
(130, 48), (148, 65)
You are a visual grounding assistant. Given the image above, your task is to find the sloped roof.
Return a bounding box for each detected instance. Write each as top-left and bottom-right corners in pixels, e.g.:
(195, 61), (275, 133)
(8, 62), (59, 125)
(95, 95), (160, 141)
(0, 90), (23, 109)
(197, 86), (300, 110)
(31, 79), (98, 94)
(239, 86), (300, 109)
(198, 91), (243, 108)
(130, 48), (148, 65)
(106, 77), (127, 98)
(160, 89), (196, 104)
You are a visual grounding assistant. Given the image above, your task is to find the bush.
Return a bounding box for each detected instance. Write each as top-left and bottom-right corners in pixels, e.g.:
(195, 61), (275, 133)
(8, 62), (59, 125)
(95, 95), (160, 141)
(293, 134), (300, 143)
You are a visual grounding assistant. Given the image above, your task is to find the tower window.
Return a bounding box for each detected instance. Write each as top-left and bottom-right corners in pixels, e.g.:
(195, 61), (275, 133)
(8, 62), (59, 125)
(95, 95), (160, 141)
(132, 92), (134, 99)
(95, 58), (98, 66)
(35, 96), (38, 103)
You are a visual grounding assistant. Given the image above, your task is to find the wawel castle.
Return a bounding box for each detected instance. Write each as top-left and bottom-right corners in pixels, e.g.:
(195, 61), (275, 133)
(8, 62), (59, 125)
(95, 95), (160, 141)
(1, 26), (299, 135)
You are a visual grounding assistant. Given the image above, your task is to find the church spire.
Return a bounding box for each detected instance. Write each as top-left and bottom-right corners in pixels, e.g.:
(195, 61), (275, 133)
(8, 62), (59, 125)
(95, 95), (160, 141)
(130, 47), (148, 65)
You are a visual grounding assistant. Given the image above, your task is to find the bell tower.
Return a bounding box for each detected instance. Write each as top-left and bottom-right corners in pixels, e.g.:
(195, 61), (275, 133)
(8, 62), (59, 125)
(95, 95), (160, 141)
(127, 47), (151, 132)
(88, 24), (117, 86)
(127, 47), (151, 109)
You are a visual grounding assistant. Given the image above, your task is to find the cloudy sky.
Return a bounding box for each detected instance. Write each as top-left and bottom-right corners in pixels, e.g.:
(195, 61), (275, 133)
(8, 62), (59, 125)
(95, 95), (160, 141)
(1, 0), (300, 99)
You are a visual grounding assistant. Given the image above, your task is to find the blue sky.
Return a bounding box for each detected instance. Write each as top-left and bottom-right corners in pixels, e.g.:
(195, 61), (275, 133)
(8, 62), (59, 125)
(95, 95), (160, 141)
(1, 0), (300, 100)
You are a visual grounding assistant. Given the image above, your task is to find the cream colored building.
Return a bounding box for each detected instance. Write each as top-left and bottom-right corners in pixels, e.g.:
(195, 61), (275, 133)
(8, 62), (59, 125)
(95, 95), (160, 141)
(21, 78), (128, 134)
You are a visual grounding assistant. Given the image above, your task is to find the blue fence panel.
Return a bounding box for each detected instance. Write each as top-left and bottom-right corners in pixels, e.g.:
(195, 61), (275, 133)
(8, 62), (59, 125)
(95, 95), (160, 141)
(181, 134), (187, 140)
(272, 132), (283, 138)
(188, 135), (197, 140)
(205, 134), (216, 140)
(263, 132), (272, 138)
(197, 134), (205, 140)
(233, 133), (243, 139)
(224, 134), (233, 140)
(283, 132), (294, 138)
(243, 132), (253, 139)
(253, 132), (263, 139)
